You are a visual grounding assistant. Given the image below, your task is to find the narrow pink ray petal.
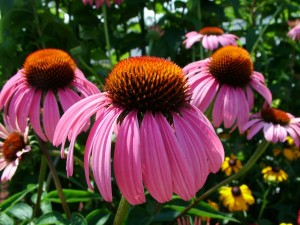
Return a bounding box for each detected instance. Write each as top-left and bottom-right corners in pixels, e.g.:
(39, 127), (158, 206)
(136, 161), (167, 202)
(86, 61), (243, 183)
(29, 90), (47, 141)
(0, 71), (24, 108)
(223, 86), (238, 128)
(58, 88), (81, 112)
(245, 86), (254, 110)
(276, 125), (287, 142)
(212, 86), (226, 127)
(91, 107), (121, 202)
(0, 123), (9, 139)
(184, 33), (202, 49)
(140, 112), (172, 203)
(155, 113), (195, 200)
(181, 108), (224, 173)
(173, 112), (209, 190)
(202, 35), (211, 50)
(209, 35), (219, 49)
(263, 123), (275, 142)
(43, 91), (60, 142)
(243, 118), (262, 132)
(250, 78), (272, 105)
(285, 126), (300, 147)
(114, 110), (145, 205)
(246, 121), (264, 140)
(1, 162), (18, 182)
(236, 88), (250, 133)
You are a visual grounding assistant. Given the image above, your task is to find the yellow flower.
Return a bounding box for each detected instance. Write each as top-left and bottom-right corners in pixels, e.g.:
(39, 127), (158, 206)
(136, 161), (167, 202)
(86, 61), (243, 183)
(262, 166), (288, 183)
(279, 223), (293, 225)
(219, 184), (255, 212)
(283, 147), (300, 161)
(207, 199), (219, 211)
(221, 154), (242, 176)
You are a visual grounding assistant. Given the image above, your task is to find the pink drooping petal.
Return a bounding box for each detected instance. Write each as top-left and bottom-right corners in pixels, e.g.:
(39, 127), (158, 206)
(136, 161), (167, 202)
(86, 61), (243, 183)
(212, 86), (226, 127)
(202, 35), (211, 50)
(243, 118), (262, 132)
(29, 90), (47, 141)
(191, 76), (219, 112)
(91, 107), (121, 202)
(58, 88), (82, 112)
(263, 123), (276, 142)
(140, 112), (172, 203)
(0, 71), (24, 108)
(14, 86), (34, 132)
(181, 108), (224, 173)
(235, 88), (250, 133)
(173, 112), (209, 190)
(114, 110), (145, 204)
(246, 121), (264, 140)
(43, 91), (60, 143)
(73, 69), (100, 96)
(155, 113), (195, 200)
(209, 35), (219, 50)
(183, 59), (210, 75)
(223, 86), (238, 128)
(1, 162), (18, 182)
(183, 32), (202, 49)
(250, 78), (272, 105)
(245, 85), (254, 110)
(53, 93), (106, 154)
(285, 126), (300, 147)
(0, 123), (9, 139)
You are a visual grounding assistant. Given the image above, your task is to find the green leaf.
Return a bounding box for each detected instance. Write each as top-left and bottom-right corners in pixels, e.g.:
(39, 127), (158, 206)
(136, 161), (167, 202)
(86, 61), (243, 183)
(86, 209), (111, 225)
(165, 205), (240, 223)
(8, 203), (32, 220)
(0, 184), (37, 212)
(0, 213), (14, 225)
(42, 189), (101, 203)
(68, 213), (87, 225)
(34, 211), (67, 225)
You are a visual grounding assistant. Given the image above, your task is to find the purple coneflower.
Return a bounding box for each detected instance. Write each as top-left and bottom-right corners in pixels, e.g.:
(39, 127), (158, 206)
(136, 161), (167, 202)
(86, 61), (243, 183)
(53, 56), (224, 205)
(0, 49), (99, 143)
(183, 27), (238, 50)
(183, 46), (272, 132)
(287, 19), (300, 41)
(82, 0), (123, 8)
(0, 122), (30, 182)
(244, 106), (300, 146)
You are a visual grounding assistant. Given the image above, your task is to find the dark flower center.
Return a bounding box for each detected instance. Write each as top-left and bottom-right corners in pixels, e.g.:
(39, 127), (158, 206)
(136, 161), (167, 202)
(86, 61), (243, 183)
(272, 166), (280, 173)
(2, 132), (26, 162)
(105, 56), (189, 115)
(199, 27), (224, 35)
(261, 108), (291, 125)
(208, 46), (253, 87)
(229, 159), (237, 166)
(231, 186), (242, 197)
(24, 49), (76, 90)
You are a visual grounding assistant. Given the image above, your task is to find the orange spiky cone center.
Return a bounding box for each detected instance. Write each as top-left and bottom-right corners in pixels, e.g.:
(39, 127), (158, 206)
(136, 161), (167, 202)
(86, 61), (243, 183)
(105, 56), (189, 114)
(208, 46), (253, 87)
(24, 49), (76, 90)
(2, 132), (26, 162)
(261, 108), (291, 125)
(199, 27), (224, 35)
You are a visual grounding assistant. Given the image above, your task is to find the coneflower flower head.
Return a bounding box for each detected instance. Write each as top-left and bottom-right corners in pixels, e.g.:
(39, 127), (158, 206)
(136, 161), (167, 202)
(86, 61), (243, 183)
(183, 26), (238, 50)
(0, 123), (31, 181)
(183, 46), (272, 132)
(54, 56), (224, 205)
(82, 0), (123, 8)
(244, 106), (300, 146)
(0, 49), (99, 143)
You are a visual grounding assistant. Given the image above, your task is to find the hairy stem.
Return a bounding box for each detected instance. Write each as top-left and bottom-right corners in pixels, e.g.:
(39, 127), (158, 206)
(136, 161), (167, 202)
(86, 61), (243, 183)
(113, 196), (131, 225)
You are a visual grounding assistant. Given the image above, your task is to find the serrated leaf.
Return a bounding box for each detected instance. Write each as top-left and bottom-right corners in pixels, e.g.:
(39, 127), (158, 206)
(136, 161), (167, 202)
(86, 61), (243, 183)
(8, 203), (32, 220)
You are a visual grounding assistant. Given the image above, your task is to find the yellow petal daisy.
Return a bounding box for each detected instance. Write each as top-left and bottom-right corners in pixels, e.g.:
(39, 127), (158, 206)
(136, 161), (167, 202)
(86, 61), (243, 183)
(221, 154), (243, 176)
(219, 184), (255, 212)
(262, 166), (288, 183)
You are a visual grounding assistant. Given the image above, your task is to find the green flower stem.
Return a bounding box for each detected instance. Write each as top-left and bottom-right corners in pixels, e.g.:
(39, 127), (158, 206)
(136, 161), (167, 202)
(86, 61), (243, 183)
(173, 138), (270, 223)
(38, 138), (71, 218)
(33, 155), (47, 218)
(257, 184), (271, 220)
(113, 196), (131, 225)
(251, 6), (282, 54)
(102, 4), (112, 66)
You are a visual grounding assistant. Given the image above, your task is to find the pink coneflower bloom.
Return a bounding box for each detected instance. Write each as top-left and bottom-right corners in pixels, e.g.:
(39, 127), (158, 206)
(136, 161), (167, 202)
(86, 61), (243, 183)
(53, 56), (224, 205)
(82, 0), (123, 8)
(287, 23), (300, 41)
(244, 106), (300, 146)
(0, 49), (99, 143)
(183, 27), (238, 50)
(0, 122), (31, 182)
(183, 46), (272, 133)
